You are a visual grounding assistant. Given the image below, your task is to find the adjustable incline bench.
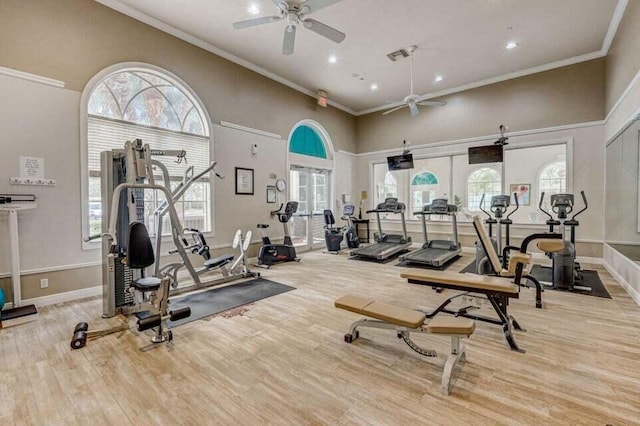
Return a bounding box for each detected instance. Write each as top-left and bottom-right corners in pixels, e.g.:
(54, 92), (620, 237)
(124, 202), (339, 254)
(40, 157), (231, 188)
(398, 216), (565, 353)
(335, 295), (475, 395)
(400, 270), (525, 352)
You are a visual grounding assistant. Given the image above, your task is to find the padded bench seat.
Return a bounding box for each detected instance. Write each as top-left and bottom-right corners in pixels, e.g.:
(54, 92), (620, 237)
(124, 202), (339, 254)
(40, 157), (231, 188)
(335, 294), (474, 395)
(204, 254), (234, 269)
(400, 270), (519, 294)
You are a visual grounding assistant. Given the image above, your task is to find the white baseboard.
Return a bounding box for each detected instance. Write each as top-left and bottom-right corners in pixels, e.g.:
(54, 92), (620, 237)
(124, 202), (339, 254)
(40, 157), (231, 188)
(20, 285), (102, 308)
(603, 260), (640, 307)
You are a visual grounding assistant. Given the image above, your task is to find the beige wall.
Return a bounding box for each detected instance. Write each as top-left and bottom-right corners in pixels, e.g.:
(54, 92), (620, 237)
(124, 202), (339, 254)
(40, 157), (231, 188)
(605, 0), (640, 113)
(355, 59), (605, 153)
(0, 0), (356, 152)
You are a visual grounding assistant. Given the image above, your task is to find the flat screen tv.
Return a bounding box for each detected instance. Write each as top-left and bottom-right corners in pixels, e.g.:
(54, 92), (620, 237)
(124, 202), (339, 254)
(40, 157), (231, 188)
(387, 153), (414, 170)
(468, 144), (504, 164)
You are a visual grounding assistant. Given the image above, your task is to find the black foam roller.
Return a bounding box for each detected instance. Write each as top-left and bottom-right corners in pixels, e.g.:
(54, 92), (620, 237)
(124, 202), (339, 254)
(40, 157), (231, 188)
(137, 315), (161, 331)
(169, 307), (191, 322)
(74, 322), (89, 333)
(71, 330), (87, 349)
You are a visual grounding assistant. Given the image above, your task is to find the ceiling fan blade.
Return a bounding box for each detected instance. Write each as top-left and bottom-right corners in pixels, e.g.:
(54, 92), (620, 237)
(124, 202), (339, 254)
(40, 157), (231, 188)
(409, 102), (420, 117)
(301, 0), (342, 14)
(282, 26), (297, 55)
(303, 18), (345, 43)
(417, 100), (447, 107)
(233, 15), (282, 29)
(382, 104), (408, 116)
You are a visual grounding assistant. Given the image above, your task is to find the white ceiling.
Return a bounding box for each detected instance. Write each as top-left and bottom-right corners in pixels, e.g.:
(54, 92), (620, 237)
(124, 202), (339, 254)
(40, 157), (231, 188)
(98, 0), (623, 115)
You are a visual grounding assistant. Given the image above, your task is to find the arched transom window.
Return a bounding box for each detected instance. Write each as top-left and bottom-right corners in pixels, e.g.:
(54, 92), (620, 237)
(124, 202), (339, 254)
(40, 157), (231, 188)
(85, 68), (211, 237)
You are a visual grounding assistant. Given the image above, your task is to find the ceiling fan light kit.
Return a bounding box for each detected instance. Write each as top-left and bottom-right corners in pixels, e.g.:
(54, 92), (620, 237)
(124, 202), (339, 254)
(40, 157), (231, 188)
(233, 0), (345, 55)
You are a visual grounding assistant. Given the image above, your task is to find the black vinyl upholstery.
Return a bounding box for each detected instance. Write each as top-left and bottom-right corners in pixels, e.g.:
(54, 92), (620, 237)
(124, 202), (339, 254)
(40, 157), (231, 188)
(127, 222), (155, 269)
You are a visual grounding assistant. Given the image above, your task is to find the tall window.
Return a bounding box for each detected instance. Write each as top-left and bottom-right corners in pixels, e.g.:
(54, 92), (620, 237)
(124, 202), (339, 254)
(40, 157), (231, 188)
(538, 161), (567, 199)
(411, 171), (438, 212)
(85, 68), (210, 236)
(467, 167), (502, 211)
(383, 172), (398, 200)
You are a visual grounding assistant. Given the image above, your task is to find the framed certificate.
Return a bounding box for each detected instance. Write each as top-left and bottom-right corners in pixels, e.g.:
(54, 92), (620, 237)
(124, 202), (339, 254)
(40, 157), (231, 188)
(266, 185), (277, 203)
(235, 167), (254, 195)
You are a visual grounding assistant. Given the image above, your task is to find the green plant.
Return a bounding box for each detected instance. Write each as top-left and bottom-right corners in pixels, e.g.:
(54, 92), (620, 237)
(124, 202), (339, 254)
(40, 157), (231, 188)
(453, 195), (463, 211)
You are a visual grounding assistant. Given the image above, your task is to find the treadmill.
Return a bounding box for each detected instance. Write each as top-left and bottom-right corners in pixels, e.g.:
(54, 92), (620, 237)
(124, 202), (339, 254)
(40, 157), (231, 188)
(350, 197), (412, 261)
(399, 199), (461, 267)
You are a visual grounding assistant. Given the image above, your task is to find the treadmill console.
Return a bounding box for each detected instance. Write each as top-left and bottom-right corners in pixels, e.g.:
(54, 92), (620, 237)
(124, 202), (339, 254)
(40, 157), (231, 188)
(376, 197), (405, 213)
(422, 199), (457, 214)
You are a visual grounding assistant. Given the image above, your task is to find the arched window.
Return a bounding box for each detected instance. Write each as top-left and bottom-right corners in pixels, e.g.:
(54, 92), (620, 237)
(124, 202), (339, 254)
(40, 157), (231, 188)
(467, 167), (501, 211)
(383, 172), (398, 199)
(289, 125), (327, 158)
(411, 171), (439, 211)
(538, 161), (566, 200)
(84, 67), (211, 238)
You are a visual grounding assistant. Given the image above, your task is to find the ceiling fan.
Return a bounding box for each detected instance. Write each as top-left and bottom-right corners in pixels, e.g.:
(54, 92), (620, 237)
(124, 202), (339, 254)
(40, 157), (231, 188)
(233, 0), (346, 55)
(382, 46), (447, 117)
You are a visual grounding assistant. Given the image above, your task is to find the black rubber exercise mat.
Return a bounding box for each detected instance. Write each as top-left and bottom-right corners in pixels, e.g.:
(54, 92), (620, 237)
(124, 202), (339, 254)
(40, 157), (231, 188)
(458, 261), (611, 298)
(167, 278), (296, 327)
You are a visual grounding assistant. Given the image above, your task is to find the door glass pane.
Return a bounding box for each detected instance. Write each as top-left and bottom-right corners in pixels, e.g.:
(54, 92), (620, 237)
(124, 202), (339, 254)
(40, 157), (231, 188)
(290, 215), (308, 247)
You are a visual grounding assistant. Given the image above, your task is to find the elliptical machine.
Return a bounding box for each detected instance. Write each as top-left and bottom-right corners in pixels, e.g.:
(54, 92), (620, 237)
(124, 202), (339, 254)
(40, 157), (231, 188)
(475, 193), (519, 274)
(538, 191), (590, 292)
(257, 201), (300, 268)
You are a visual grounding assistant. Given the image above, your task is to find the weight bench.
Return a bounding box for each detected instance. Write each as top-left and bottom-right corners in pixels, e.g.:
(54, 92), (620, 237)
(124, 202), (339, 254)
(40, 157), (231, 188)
(335, 295), (475, 395)
(400, 270), (527, 352)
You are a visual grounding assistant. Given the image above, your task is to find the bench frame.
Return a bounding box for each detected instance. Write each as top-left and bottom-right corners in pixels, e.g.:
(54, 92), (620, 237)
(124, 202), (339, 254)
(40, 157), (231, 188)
(406, 278), (525, 352)
(344, 318), (468, 395)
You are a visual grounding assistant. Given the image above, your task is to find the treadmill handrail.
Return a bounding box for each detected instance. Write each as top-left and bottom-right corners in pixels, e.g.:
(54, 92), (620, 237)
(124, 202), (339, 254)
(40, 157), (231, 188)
(366, 208), (405, 214)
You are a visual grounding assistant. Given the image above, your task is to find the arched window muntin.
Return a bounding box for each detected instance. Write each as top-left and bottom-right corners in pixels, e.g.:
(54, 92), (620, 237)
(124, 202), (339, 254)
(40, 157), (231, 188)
(411, 171), (439, 212)
(80, 63), (213, 248)
(538, 161), (567, 200)
(467, 167), (502, 211)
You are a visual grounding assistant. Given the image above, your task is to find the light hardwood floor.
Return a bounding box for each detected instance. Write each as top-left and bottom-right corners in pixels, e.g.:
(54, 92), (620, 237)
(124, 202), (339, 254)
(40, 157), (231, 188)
(1, 252), (640, 425)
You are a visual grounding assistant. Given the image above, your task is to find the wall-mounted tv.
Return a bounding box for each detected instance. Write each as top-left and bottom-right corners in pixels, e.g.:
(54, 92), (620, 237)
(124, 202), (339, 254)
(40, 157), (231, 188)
(387, 153), (414, 170)
(468, 144), (504, 164)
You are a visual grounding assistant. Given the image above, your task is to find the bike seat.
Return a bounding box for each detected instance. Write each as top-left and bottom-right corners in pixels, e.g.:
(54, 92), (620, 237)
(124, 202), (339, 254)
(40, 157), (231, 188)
(257, 224), (269, 229)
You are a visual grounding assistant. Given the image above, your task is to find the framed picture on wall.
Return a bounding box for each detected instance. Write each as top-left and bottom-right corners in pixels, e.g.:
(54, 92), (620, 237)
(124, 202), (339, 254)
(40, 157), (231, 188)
(510, 183), (531, 206)
(235, 167), (254, 195)
(266, 185), (277, 203)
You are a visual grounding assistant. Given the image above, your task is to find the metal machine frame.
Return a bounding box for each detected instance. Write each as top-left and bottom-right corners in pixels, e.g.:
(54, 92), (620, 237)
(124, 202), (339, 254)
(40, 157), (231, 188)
(350, 197), (412, 261)
(399, 199), (461, 268)
(98, 139), (257, 318)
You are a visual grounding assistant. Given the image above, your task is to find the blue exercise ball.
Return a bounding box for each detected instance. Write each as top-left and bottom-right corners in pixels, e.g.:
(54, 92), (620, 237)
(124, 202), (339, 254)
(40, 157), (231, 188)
(0, 288), (5, 311)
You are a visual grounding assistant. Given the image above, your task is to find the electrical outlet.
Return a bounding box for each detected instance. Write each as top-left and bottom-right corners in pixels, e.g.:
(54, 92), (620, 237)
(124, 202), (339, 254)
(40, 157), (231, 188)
(40, 278), (49, 289)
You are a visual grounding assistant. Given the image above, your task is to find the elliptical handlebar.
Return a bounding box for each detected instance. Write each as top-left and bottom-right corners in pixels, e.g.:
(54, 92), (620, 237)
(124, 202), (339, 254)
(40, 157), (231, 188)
(479, 193), (490, 218)
(571, 190), (588, 220)
(538, 192), (553, 221)
(506, 192), (519, 220)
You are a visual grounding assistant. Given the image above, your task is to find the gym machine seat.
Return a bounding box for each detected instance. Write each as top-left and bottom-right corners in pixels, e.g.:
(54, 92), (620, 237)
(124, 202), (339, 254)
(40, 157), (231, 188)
(127, 222), (162, 292)
(204, 254), (234, 269)
(335, 295), (475, 395)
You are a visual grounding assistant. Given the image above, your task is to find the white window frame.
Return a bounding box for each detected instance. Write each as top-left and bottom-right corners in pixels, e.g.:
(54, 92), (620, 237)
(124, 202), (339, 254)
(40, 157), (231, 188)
(80, 62), (213, 250)
(368, 137), (573, 225)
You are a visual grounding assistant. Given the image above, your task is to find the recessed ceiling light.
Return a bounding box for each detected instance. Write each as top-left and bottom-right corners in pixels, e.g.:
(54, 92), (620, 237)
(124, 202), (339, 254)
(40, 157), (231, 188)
(328, 55), (337, 64)
(370, 83), (378, 90)
(434, 75), (443, 83)
(506, 41), (518, 50)
(248, 4), (260, 15)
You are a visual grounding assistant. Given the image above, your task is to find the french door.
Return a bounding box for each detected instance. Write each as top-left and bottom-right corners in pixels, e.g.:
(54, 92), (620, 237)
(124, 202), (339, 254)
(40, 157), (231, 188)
(289, 166), (331, 252)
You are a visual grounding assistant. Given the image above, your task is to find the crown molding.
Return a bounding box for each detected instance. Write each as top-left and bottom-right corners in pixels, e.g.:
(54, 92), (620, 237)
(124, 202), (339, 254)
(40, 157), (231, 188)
(0, 66), (65, 88)
(96, 0), (627, 118)
(94, 0), (356, 115)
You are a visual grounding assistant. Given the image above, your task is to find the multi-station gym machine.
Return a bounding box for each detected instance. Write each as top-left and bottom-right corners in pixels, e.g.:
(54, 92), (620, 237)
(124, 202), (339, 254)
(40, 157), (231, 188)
(95, 139), (257, 319)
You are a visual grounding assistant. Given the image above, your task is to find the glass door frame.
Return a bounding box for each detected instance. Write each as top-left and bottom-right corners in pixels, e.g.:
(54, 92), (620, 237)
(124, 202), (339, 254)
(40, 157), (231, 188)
(289, 165), (333, 252)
